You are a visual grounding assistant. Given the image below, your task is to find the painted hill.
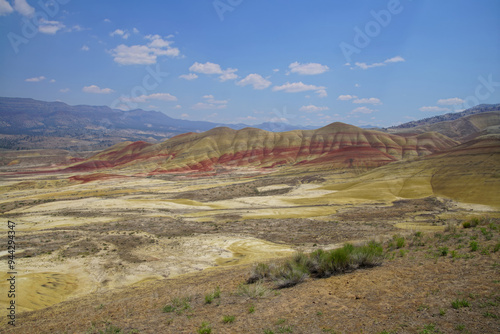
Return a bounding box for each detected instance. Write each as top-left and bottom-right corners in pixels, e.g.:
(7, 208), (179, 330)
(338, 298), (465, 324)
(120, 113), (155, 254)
(66, 122), (459, 174)
(320, 134), (500, 207)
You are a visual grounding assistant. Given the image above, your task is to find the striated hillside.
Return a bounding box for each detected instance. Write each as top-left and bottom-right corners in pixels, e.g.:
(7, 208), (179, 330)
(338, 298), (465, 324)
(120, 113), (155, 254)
(66, 122), (459, 173)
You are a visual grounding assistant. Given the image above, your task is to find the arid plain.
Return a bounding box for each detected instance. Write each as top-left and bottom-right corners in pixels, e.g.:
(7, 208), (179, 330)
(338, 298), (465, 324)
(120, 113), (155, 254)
(1, 108), (500, 333)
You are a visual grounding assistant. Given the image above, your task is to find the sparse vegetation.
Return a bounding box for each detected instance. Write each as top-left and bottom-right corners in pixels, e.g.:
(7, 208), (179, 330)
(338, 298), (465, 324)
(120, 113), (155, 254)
(248, 242), (383, 288)
(452, 298), (470, 309)
(222, 315), (235, 323)
(204, 287), (220, 304)
(197, 322), (212, 334)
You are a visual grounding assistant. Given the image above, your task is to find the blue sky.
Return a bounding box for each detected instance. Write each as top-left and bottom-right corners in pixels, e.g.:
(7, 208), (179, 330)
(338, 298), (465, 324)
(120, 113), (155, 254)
(0, 0), (499, 127)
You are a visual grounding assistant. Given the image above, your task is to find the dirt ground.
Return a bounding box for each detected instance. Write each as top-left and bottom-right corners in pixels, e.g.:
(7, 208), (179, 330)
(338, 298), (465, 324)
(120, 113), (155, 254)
(1, 218), (499, 334)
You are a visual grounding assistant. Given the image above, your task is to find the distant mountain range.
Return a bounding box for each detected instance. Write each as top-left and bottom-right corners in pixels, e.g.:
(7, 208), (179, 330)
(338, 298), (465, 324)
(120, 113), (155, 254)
(0, 97), (499, 151)
(388, 104), (500, 129)
(0, 97), (314, 150)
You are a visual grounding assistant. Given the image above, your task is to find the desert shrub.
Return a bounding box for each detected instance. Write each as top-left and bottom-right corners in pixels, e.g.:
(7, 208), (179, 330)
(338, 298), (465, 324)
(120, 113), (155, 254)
(248, 263), (270, 283)
(237, 282), (270, 298)
(248, 242), (383, 289)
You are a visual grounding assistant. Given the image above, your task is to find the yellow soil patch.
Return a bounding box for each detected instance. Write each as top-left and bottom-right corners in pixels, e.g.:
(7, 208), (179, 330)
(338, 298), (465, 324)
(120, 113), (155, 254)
(0, 272), (78, 313)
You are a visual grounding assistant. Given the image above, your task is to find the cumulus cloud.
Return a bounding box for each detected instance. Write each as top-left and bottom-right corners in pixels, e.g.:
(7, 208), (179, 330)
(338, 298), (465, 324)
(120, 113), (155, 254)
(110, 29), (130, 39)
(81, 45), (90, 51)
(13, 0), (34, 17)
(299, 105), (329, 113)
(353, 97), (382, 105)
(179, 73), (198, 80)
(59, 88), (70, 93)
(419, 106), (450, 112)
(337, 94), (357, 101)
(272, 81), (327, 97)
(38, 19), (65, 34)
(354, 56), (405, 70)
(0, 0), (14, 16)
(289, 62), (329, 75)
(192, 95), (228, 110)
(189, 62), (238, 82)
(82, 85), (114, 94)
(25, 76), (46, 82)
(437, 98), (465, 105)
(236, 74), (271, 90)
(351, 106), (376, 114)
(111, 35), (180, 65)
(121, 92), (177, 103)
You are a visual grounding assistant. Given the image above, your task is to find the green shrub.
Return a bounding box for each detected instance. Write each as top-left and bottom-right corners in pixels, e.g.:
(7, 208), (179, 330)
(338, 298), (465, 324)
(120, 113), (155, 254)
(197, 322), (212, 334)
(205, 286), (221, 304)
(452, 298), (470, 309)
(395, 236), (405, 249)
(470, 241), (479, 252)
(222, 315), (235, 323)
(438, 247), (448, 256)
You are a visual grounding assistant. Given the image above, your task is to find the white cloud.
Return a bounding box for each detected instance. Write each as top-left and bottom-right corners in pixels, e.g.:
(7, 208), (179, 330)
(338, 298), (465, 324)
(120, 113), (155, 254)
(351, 106), (376, 114)
(82, 85), (114, 94)
(174, 105), (182, 109)
(219, 68), (238, 82)
(180, 113), (189, 118)
(273, 69), (279, 72)
(13, 0), (34, 17)
(0, 0), (14, 16)
(38, 19), (65, 34)
(179, 73), (198, 80)
(288, 62), (329, 75)
(104, 19), (111, 23)
(237, 74), (271, 90)
(59, 88), (70, 93)
(239, 116), (257, 121)
(384, 56), (405, 63)
(110, 29), (130, 39)
(419, 106), (450, 112)
(192, 95), (228, 110)
(353, 97), (382, 105)
(337, 94), (357, 101)
(25, 76), (46, 82)
(49, 79), (56, 83)
(111, 35), (180, 65)
(354, 56), (405, 70)
(299, 105), (329, 113)
(189, 62), (238, 82)
(132, 27), (140, 34)
(289, 62), (329, 75)
(272, 81), (327, 97)
(437, 98), (465, 105)
(189, 62), (223, 74)
(81, 45), (89, 51)
(121, 93), (177, 103)
(69, 25), (84, 32)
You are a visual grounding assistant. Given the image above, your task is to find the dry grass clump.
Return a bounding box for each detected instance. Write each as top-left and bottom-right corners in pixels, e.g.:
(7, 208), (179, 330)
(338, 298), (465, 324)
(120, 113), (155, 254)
(248, 241), (384, 288)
